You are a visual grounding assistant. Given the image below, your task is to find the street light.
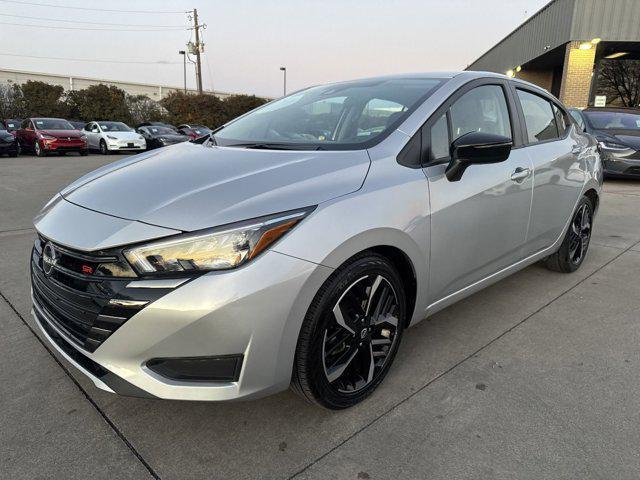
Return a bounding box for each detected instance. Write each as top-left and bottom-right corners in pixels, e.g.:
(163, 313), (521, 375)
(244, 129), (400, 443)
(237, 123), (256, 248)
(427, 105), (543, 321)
(279, 66), (287, 96)
(179, 50), (187, 93)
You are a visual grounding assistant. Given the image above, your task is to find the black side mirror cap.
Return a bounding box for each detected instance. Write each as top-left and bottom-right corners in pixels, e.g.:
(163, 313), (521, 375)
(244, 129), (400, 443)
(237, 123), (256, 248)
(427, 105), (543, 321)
(445, 131), (512, 182)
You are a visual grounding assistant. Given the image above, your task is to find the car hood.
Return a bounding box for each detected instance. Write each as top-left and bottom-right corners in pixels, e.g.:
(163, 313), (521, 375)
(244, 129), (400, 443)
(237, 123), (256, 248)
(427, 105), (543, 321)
(41, 129), (83, 138)
(104, 131), (141, 140)
(62, 142), (371, 231)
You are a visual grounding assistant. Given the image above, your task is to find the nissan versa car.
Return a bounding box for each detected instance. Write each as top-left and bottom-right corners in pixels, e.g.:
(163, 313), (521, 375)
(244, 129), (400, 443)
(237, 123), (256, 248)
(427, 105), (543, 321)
(17, 118), (88, 156)
(31, 72), (602, 409)
(83, 121), (146, 154)
(569, 107), (640, 178)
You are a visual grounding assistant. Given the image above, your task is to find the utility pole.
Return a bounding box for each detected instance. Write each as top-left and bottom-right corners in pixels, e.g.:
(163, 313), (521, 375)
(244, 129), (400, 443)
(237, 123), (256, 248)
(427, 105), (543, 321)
(179, 50), (186, 93)
(193, 9), (203, 94)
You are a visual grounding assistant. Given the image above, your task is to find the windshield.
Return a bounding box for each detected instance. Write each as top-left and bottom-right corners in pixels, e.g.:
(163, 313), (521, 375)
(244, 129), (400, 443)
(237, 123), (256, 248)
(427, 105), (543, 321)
(4, 121), (20, 131)
(99, 122), (133, 132)
(149, 126), (175, 135)
(584, 110), (640, 130)
(34, 119), (74, 130)
(215, 77), (444, 149)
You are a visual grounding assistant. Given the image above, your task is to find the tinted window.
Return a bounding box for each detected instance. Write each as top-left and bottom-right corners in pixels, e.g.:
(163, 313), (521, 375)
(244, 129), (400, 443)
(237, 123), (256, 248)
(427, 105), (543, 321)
(517, 90), (559, 143)
(450, 85), (511, 141)
(215, 78), (444, 149)
(553, 104), (569, 136)
(569, 110), (586, 130)
(429, 113), (449, 161)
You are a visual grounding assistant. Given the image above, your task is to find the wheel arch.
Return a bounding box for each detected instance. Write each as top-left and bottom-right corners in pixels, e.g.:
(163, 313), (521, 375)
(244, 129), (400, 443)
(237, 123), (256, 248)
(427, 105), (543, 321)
(584, 188), (599, 214)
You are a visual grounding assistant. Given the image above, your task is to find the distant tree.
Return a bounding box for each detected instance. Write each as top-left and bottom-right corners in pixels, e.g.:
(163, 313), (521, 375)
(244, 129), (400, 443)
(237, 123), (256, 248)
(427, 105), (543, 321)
(20, 80), (70, 117)
(598, 60), (640, 107)
(160, 91), (268, 129)
(222, 94), (268, 124)
(64, 84), (131, 123)
(0, 83), (25, 119)
(127, 94), (164, 126)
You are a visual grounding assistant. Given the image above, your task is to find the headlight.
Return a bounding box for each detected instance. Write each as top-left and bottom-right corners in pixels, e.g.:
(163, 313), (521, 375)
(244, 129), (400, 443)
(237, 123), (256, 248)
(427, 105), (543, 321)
(107, 135), (117, 140)
(39, 134), (55, 140)
(138, 135), (145, 140)
(598, 139), (630, 151)
(80, 135), (87, 140)
(123, 208), (314, 275)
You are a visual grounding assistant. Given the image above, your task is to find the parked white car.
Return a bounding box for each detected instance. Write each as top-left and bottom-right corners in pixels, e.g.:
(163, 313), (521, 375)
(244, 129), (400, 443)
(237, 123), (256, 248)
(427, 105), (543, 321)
(83, 121), (146, 154)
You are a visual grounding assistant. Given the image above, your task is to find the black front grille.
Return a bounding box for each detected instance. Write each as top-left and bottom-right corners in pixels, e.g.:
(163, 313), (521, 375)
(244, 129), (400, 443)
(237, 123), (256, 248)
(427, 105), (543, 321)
(31, 237), (173, 353)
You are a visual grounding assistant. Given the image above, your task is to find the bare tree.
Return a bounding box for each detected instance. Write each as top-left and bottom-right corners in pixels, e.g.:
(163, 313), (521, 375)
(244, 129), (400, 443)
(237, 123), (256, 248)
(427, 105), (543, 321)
(598, 60), (640, 107)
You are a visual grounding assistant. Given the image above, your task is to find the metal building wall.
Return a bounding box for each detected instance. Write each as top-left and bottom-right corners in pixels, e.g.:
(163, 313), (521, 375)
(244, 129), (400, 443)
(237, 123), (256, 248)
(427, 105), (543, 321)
(467, 0), (576, 73)
(571, 0), (640, 41)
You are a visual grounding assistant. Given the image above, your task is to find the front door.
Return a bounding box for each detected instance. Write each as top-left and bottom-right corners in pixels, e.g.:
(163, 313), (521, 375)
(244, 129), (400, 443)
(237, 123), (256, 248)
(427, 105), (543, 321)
(423, 82), (533, 303)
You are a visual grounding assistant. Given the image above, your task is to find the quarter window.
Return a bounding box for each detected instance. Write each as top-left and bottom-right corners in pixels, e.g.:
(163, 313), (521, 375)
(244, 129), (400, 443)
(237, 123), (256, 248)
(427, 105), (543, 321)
(553, 104), (569, 136)
(449, 85), (512, 141)
(569, 110), (586, 131)
(429, 113), (449, 161)
(517, 89), (559, 143)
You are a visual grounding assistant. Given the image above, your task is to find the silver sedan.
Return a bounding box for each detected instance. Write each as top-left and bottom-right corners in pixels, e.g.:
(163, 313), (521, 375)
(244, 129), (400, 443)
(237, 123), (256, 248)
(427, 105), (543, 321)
(31, 72), (602, 409)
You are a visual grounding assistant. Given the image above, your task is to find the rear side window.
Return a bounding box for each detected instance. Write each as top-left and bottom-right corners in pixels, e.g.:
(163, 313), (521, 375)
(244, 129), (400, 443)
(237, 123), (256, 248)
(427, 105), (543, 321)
(569, 110), (586, 131)
(449, 85), (512, 141)
(553, 104), (569, 136)
(517, 89), (559, 143)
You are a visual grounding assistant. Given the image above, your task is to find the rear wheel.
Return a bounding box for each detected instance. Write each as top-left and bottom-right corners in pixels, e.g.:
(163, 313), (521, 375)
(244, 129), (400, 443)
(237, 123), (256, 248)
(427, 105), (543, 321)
(292, 253), (406, 409)
(545, 196), (593, 273)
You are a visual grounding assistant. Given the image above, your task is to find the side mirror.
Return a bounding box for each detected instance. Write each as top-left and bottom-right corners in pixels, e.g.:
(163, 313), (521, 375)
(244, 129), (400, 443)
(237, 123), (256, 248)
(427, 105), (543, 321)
(445, 131), (512, 182)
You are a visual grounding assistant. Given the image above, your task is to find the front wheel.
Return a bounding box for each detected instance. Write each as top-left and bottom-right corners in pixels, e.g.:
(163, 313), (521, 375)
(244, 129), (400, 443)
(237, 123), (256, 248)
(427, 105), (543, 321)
(99, 140), (109, 155)
(545, 196), (594, 273)
(34, 141), (45, 157)
(292, 253), (406, 409)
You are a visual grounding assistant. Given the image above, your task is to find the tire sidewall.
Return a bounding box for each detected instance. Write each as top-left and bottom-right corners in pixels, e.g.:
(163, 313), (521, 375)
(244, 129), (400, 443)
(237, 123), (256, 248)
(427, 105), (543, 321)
(298, 255), (406, 409)
(559, 196), (594, 272)
(100, 140), (108, 155)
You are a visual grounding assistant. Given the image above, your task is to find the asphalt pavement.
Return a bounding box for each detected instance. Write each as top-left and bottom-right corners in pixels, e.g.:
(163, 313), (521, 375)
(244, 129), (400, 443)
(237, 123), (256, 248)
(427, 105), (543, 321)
(1, 153), (640, 479)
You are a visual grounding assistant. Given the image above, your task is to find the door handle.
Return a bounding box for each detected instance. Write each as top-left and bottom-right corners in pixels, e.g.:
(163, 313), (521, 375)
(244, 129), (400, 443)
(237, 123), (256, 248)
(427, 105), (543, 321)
(510, 167), (531, 183)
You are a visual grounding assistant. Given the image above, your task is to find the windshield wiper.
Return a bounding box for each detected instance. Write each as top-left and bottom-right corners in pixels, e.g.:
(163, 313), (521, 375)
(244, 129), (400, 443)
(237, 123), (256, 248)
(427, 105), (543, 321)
(227, 143), (324, 151)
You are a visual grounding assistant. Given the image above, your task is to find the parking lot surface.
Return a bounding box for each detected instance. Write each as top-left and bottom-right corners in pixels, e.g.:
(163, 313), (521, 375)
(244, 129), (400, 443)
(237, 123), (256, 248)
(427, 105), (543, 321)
(1, 153), (640, 479)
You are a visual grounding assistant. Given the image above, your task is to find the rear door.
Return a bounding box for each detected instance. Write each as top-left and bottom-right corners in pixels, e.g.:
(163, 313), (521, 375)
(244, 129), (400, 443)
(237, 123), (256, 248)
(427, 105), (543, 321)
(513, 87), (586, 255)
(423, 79), (534, 302)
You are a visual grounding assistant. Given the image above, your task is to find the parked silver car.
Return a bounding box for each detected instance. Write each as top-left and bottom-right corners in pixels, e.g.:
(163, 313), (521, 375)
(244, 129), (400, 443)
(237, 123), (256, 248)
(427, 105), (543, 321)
(31, 72), (602, 409)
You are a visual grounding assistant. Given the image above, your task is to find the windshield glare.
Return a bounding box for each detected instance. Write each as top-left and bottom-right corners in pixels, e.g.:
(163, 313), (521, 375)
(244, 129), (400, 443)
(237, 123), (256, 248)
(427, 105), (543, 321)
(149, 127), (174, 135)
(99, 122), (133, 132)
(215, 78), (444, 149)
(35, 119), (74, 130)
(584, 111), (640, 130)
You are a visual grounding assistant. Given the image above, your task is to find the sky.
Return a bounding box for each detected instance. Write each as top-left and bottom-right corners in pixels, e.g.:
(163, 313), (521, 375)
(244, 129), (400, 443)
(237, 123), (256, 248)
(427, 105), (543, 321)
(0, 0), (551, 98)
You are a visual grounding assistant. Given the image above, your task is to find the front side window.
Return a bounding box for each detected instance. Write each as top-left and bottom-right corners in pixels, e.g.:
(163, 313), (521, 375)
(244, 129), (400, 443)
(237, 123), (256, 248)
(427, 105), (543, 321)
(517, 90), (559, 143)
(214, 78), (445, 149)
(449, 85), (512, 141)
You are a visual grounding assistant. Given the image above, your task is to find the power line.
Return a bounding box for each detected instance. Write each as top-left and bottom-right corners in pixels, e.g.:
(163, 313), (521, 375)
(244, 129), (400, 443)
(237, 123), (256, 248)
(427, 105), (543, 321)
(0, 52), (182, 65)
(0, 0), (186, 13)
(0, 13), (185, 28)
(0, 21), (185, 31)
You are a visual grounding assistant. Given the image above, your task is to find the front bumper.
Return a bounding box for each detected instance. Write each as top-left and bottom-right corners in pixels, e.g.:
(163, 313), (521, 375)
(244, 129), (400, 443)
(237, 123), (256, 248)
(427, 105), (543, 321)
(40, 138), (87, 152)
(32, 243), (332, 401)
(107, 140), (146, 151)
(602, 152), (640, 178)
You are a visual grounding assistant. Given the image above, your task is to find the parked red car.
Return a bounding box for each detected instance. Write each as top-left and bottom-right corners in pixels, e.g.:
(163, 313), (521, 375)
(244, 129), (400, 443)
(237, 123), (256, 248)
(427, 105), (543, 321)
(16, 118), (88, 156)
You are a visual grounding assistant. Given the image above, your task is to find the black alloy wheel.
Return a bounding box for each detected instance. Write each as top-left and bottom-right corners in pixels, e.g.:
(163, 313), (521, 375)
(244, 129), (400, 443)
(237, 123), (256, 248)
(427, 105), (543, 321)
(545, 195), (594, 273)
(292, 253), (406, 409)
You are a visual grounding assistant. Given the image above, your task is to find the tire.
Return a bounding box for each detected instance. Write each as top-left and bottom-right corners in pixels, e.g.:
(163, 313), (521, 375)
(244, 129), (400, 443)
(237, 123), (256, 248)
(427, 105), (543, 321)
(34, 141), (45, 157)
(545, 196), (594, 273)
(15, 143), (21, 156)
(99, 140), (109, 155)
(80, 149), (88, 156)
(292, 253), (406, 409)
